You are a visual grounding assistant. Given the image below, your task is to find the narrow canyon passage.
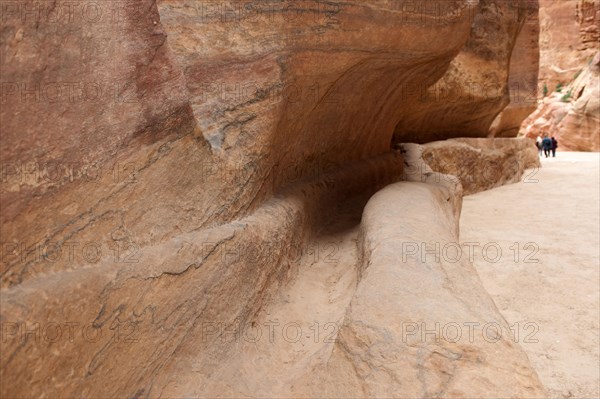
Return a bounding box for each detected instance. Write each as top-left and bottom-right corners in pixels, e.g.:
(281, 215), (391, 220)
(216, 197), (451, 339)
(460, 152), (600, 398)
(2, 0), (600, 396)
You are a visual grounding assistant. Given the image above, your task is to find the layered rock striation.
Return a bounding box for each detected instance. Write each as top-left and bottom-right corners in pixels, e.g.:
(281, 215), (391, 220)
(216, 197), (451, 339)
(1, 0), (478, 287)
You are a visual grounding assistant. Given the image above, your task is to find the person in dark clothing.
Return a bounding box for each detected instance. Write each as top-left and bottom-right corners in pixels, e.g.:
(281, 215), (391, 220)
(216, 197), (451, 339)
(551, 137), (558, 157)
(542, 136), (552, 158)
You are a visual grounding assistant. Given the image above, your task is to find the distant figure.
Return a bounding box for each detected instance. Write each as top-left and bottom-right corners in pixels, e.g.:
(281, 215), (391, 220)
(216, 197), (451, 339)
(536, 135), (543, 156)
(551, 137), (558, 157)
(542, 135), (552, 158)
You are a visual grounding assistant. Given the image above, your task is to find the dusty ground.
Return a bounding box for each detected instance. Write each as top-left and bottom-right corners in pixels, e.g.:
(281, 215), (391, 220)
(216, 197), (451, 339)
(460, 152), (600, 398)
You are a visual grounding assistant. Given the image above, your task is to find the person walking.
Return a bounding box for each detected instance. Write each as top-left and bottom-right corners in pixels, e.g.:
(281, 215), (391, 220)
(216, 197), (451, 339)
(542, 135), (552, 158)
(536, 135), (543, 157)
(551, 137), (558, 157)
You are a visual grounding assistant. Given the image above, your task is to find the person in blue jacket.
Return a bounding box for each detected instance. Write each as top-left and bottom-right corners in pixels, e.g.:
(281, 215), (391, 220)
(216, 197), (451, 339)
(542, 135), (552, 158)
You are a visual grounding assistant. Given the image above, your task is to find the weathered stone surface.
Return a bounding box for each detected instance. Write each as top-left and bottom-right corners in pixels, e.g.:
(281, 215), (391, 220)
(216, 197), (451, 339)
(521, 51), (600, 151)
(1, 0), (478, 287)
(0, 0), (206, 286)
(393, 0), (535, 144)
(538, 0), (599, 94)
(293, 175), (545, 397)
(157, 0), (477, 189)
(420, 138), (541, 195)
(555, 51), (600, 151)
(0, 153), (404, 398)
(137, 146), (546, 398)
(489, 4), (540, 137)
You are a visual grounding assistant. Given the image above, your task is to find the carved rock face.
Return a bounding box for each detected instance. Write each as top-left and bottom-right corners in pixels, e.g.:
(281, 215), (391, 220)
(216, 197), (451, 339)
(490, 3), (540, 138)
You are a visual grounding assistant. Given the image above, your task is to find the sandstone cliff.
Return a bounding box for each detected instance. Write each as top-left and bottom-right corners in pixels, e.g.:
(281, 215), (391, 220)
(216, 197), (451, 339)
(518, 0), (599, 151)
(0, 1), (546, 397)
(393, 0), (535, 144)
(521, 51), (600, 151)
(538, 0), (599, 95)
(489, 4), (540, 137)
(1, 0), (478, 287)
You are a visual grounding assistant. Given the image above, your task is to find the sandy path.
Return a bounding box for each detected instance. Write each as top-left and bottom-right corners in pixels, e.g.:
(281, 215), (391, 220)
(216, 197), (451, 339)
(460, 152), (600, 398)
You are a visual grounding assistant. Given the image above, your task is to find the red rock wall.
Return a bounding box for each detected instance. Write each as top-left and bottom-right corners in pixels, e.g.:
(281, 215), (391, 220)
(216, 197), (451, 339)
(520, 0), (599, 151)
(521, 51), (600, 151)
(393, 0), (535, 143)
(538, 0), (599, 93)
(490, 1), (540, 137)
(1, 2), (477, 282)
(0, 0), (204, 285)
(157, 1), (477, 190)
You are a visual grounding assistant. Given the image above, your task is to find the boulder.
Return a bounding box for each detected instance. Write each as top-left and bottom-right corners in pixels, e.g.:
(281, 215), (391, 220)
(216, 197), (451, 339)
(420, 138), (541, 195)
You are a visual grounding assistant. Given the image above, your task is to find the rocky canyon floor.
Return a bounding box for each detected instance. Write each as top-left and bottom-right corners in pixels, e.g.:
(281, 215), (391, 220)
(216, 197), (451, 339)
(461, 152), (600, 398)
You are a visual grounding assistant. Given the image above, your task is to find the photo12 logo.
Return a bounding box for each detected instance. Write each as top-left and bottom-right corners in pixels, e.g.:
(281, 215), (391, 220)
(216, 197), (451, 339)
(199, 240), (340, 265)
(1, 320), (139, 345)
(401, 321), (540, 345)
(202, 319), (341, 345)
(1, 240), (140, 266)
(0, 82), (139, 104)
(1, 161), (139, 187)
(401, 241), (540, 264)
